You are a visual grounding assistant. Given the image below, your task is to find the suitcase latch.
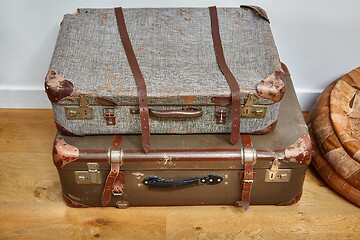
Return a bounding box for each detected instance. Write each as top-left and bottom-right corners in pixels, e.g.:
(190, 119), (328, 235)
(212, 95), (267, 123)
(265, 159), (291, 182)
(240, 95), (267, 118)
(75, 163), (101, 184)
(103, 107), (116, 125)
(65, 95), (94, 120)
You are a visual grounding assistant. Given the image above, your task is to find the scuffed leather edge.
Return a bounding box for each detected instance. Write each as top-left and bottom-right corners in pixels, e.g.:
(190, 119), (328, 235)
(53, 135), (79, 168)
(45, 70), (75, 103)
(240, 5), (270, 23)
(280, 62), (290, 75)
(284, 134), (312, 166)
(250, 121), (277, 134)
(95, 97), (118, 106)
(257, 70), (286, 103)
(62, 194), (89, 208)
(55, 122), (78, 136)
(277, 192), (303, 206)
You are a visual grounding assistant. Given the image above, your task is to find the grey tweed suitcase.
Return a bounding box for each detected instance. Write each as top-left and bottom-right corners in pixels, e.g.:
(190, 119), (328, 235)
(45, 6), (286, 152)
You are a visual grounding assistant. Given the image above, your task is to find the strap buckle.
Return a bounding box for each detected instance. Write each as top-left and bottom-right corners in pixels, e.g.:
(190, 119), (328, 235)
(243, 179), (254, 183)
(112, 189), (124, 196)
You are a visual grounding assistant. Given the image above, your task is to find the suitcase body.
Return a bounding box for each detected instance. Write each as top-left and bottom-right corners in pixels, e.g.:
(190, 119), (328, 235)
(45, 6), (285, 140)
(53, 74), (311, 208)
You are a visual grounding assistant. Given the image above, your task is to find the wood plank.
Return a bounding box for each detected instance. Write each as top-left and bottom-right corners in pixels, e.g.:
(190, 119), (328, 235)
(0, 109), (359, 239)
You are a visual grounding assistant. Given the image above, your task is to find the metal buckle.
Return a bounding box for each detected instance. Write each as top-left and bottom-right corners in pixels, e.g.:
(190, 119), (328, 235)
(112, 189), (124, 196)
(243, 179), (254, 183)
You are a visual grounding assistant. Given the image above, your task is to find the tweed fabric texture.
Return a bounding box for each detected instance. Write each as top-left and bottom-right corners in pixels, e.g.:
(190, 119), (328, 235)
(48, 7), (282, 135)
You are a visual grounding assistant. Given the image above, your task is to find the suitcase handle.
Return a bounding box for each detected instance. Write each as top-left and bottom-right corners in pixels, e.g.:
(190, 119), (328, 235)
(149, 108), (203, 118)
(142, 174), (223, 189)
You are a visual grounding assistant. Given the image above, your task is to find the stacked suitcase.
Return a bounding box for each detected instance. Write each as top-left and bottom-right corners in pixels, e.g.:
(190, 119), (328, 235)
(46, 6), (311, 210)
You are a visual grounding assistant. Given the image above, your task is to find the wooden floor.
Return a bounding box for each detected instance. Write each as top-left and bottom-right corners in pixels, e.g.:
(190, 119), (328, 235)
(0, 109), (358, 240)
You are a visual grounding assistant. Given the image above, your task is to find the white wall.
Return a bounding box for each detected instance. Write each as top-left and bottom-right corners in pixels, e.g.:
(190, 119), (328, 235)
(1, 0), (360, 110)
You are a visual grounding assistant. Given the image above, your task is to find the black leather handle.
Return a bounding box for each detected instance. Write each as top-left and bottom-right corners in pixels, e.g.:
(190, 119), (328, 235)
(142, 174), (223, 189)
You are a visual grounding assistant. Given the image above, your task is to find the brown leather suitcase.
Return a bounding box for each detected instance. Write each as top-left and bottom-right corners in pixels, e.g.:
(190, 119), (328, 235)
(53, 72), (311, 210)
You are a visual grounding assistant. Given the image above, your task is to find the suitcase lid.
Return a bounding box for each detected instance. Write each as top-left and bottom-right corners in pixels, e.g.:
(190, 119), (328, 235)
(53, 76), (311, 171)
(46, 7), (284, 106)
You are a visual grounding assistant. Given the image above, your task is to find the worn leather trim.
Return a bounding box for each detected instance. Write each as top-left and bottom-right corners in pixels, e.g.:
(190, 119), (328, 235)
(250, 121), (277, 134)
(95, 97), (118, 106)
(209, 6), (241, 145)
(284, 134), (312, 166)
(114, 7), (151, 153)
(53, 136), (79, 168)
(277, 192), (303, 206)
(55, 122), (78, 136)
(45, 71), (75, 103)
(280, 62), (290, 75)
(240, 5), (270, 23)
(256, 70), (286, 103)
(241, 134), (255, 211)
(101, 135), (124, 206)
(62, 194), (90, 208)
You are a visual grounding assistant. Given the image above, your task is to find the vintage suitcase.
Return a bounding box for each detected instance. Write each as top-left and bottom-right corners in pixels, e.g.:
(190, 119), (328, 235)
(53, 72), (311, 210)
(45, 6), (286, 152)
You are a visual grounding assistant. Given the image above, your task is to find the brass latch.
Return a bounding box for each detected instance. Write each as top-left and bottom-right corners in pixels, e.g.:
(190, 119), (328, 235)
(75, 163), (101, 184)
(240, 95), (267, 118)
(213, 95), (267, 124)
(65, 95), (94, 120)
(265, 159), (291, 182)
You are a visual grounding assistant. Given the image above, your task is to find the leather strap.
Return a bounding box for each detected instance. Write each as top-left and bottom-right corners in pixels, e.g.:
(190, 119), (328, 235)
(101, 135), (124, 206)
(241, 134), (255, 211)
(114, 7), (151, 153)
(209, 6), (241, 145)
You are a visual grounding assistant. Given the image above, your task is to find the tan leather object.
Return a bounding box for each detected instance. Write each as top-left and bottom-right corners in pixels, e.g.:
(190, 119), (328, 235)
(308, 67), (360, 207)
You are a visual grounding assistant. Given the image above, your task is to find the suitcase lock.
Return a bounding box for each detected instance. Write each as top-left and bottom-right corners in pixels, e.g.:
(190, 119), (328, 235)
(65, 95), (94, 120)
(212, 95), (267, 124)
(241, 95), (267, 118)
(265, 159), (292, 182)
(75, 163), (101, 184)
